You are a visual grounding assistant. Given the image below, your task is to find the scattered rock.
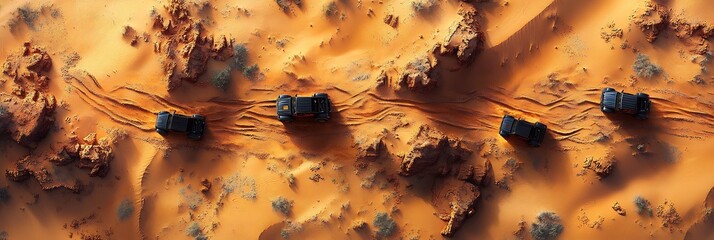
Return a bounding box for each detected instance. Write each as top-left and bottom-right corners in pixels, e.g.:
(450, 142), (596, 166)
(583, 157), (615, 179)
(439, 8), (484, 64)
(432, 179), (480, 237)
(656, 200), (682, 231)
(200, 178), (211, 193)
(383, 14), (399, 28)
(350, 219), (368, 231)
(612, 202), (626, 216)
(399, 125), (471, 176)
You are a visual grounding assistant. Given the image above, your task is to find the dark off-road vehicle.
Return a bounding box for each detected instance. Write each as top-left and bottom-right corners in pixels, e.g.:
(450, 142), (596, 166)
(600, 88), (650, 119)
(499, 114), (547, 147)
(155, 111), (206, 140)
(276, 93), (331, 123)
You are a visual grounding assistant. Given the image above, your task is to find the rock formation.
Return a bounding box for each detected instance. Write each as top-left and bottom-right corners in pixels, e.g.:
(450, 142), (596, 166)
(399, 125), (471, 176)
(439, 8), (484, 64)
(0, 92), (56, 148)
(149, 0), (235, 90)
(432, 179), (480, 237)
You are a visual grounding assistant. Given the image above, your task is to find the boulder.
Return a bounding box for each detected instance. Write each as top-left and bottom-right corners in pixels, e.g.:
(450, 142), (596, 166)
(0, 92), (56, 148)
(400, 125), (471, 176)
(440, 8), (484, 64)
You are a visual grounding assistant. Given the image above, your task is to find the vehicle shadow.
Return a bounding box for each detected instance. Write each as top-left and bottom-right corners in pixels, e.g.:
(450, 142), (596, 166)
(505, 131), (572, 186)
(281, 104), (354, 154)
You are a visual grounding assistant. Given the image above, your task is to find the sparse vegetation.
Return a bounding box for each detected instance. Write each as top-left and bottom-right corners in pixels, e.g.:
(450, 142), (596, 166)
(243, 64), (259, 80)
(231, 44), (249, 70)
(280, 221), (303, 239)
(186, 222), (207, 240)
(211, 68), (231, 90)
(530, 211), (563, 240)
(116, 199), (134, 221)
(411, 0), (438, 13)
(221, 173), (257, 200)
(373, 212), (397, 237)
(8, 5), (40, 31)
(276, 0), (291, 12)
(634, 196), (653, 216)
(271, 196), (293, 215)
(633, 53), (662, 78)
(180, 187), (203, 210)
(352, 73), (370, 81)
(0, 187), (10, 203)
(323, 1), (338, 17)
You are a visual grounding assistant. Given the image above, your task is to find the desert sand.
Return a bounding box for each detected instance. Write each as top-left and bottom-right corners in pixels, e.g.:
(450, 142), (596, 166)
(0, 0), (713, 239)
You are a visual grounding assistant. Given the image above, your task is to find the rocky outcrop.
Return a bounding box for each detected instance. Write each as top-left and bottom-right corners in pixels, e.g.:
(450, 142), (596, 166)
(6, 133), (114, 193)
(48, 133), (114, 178)
(439, 8), (484, 64)
(633, 1), (713, 54)
(2, 42), (52, 91)
(384, 14), (399, 28)
(394, 55), (439, 91)
(6, 157), (83, 193)
(355, 135), (386, 159)
(457, 160), (493, 186)
(0, 92), (56, 148)
(150, 0), (235, 90)
(632, 2), (669, 43)
(612, 202), (626, 216)
(432, 179), (480, 237)
(400, 125), (471, 176)
(583, 157), (615, 179)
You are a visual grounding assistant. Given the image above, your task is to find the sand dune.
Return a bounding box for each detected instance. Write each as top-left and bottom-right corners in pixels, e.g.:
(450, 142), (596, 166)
(1, 0), (713, 239)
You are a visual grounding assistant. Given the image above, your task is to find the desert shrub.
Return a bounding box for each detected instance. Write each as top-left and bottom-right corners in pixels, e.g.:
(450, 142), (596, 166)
(221, 173), (257, 200)
(530, 211), (563, 240)
(186, 222), (207, 240)
(232, 44), (249, 70)
(180, 187), (203, 210)
(323, 1), (338, 17)
(634, 196), (653, 216)
(243, 64), (259, 80)
(276, 0), (291, 12)
(16, 5), (40, 29)
(411, 0), (437, 13)
(0, 187), (9, 203)
(373, 212), (397, 237)
(211, 68), (231, 90)
(116, 199), (134, 221)
(633, 53), (662, 78)
(271, 196), (293, 215)
(280, 221), (303, 239)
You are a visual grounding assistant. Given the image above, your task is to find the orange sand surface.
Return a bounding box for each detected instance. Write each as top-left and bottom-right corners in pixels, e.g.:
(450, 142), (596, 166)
(1, 0), (713, 239)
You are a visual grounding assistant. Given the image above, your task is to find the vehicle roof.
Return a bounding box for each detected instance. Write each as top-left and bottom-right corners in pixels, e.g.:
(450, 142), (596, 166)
(295, 97), (315, 113)
(514, 120), (534, 139)
(602, 91), (618, 109)
(500, 116), (515, 133)
(170, 114), (191, 132)
(620, 93), (638, 111)
(156, 113), (170, 129)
